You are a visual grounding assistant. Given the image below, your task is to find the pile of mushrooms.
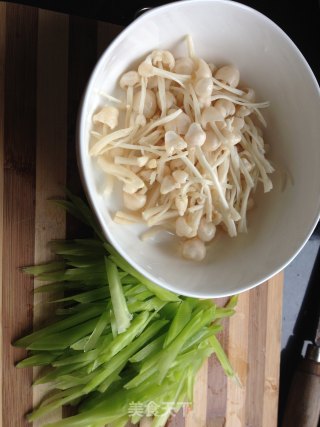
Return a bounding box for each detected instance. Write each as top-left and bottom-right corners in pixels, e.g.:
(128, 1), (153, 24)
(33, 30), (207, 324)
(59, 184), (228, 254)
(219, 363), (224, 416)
(90, 36), (274, 261)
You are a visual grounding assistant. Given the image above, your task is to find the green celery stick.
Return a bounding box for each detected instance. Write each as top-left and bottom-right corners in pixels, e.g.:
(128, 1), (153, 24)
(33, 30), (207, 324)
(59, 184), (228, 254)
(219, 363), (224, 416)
(52, 348), (100, 367)
(181, 324), (222, 353)
(51, 287), (109, 304)
(173, 347), (214, 369)
(129, 333), (166, 363)
(14, 305), (103, 347)
(63, 268), (107, 283)
(106, 258), (132, 334)
(124, 364), (158, 389)
(45, 376), (178, 427)
(94, 311), (150, 367)
(50, 241), (104, 258)
(105, 247), (179, 302)
(128, 297), (166, 313)
(214, 307), (235, 319)
(70, 336), (90, 351)
(83, 320), (168, 394)
(97, 362), (126, 393)
(163, 300), (191, 347)
(151, 370), (187, 427)
(65, 258), (104, 268)
(64, 192), (104, 241)
(38, 388), (75, 407)
(110, 309), (117, 338)
(191, 299), (215, 316)
(23, 261), (66, 276)
(16, 352), (60, 368)
(155, 306), (215, 383)
(34, 362), (89, 385)
(55, 303), (106, 316)
(138, 309), (214, 375)
(36, 271), (66, 282)
(27, 386), (84, 421)
(187, 365), (194, 403)
(55, 371), (98, 390)
(27, 317), (100, 350)
(121, 276), (139, 285)
(109, 416), (129, 427)
(124, 284), (147, 296)
(70, 329), (113, 351)
(226, 295), (238, 309)
(34, 282), (80, 293)
(209, 335), (236, 377)
(158, 301), (181, 320)
(84, 310), (110, 352)
(127, 290), (153, 302)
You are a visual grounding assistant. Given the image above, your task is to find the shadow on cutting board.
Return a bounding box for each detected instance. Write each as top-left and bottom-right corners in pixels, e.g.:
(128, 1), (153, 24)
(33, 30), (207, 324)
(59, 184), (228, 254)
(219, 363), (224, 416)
(278, 227), (320, 426)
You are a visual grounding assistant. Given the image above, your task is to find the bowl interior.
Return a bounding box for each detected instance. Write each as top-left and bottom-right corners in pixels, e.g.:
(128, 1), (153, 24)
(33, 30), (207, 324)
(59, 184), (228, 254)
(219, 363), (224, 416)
(79, 0), (320, 298)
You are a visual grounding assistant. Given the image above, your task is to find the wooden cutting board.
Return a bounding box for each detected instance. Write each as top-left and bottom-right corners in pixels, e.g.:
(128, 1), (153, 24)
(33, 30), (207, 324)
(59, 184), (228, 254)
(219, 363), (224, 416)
(0, 3), (283, 426)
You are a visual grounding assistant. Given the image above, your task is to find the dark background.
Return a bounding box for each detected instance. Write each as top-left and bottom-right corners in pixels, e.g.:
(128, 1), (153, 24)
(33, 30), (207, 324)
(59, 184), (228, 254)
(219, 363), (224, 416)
(5, 0), (320, 84)
(4, 0), (320, 425)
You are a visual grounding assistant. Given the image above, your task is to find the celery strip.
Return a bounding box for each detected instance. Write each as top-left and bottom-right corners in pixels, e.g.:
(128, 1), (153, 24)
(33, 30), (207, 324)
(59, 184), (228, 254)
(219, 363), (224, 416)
(16, 352), (60, 368)
(34, 362), (89, 385)
(51, 287), (109, 304)
(23, 261), (65, 276)
(97, 363), (126, 393)
(105, 246), (179, 302)
(106, 258), (132, 333)
(124, 365), (158, 389)
(156, 307), (215, 383)
(14, 305), (103, 347)
(27, 386), (84, 421)
(52, 348), (100, 368)
(84, 310), (110, 352)
(96, 312), (150, 366)
(129, 333), (166, 363)
(209, 335), (236, 377)
(164, 300), (191, 347)
(27, 317), (100, 351)
(83, 320), (168, 394)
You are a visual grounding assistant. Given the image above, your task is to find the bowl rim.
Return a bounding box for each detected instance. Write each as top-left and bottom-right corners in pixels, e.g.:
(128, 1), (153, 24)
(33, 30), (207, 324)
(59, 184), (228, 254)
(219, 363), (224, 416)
(77, 0), (320, 298)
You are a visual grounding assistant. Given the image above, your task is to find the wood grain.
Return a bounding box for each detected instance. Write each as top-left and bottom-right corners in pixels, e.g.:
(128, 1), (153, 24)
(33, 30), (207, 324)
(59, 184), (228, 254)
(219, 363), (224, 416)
(245, 284), (269, 426)
(206, 323), (228, 424)
(2, 4), (38, 426)
(0, 3), (6, 423)
(33, 9), (69, 426)
(0, 4), (284, 427)
(262, 272), (283, 427)
(185, 360), (208, 427)
(225, 291), (250, 427)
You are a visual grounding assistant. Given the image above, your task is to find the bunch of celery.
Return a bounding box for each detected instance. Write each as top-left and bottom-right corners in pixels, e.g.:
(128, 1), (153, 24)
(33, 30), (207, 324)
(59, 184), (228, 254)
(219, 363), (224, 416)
(15, 194), (237, 427)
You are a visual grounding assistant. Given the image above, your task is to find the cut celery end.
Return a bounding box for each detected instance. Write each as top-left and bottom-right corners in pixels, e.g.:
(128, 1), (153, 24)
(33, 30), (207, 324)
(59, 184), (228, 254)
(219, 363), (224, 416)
(23, 261), (66, 276)
(27, 317), (100, 351)
(14, 305), (103, 347)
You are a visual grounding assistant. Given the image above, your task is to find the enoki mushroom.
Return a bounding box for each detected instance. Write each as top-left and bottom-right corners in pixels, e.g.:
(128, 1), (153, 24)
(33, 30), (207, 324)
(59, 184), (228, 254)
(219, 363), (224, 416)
(90, 35), (274, 261)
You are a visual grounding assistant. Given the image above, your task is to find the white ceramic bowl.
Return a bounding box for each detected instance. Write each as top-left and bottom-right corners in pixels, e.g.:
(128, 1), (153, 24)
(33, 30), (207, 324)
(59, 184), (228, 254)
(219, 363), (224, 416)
(78, 0), (320, 298)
